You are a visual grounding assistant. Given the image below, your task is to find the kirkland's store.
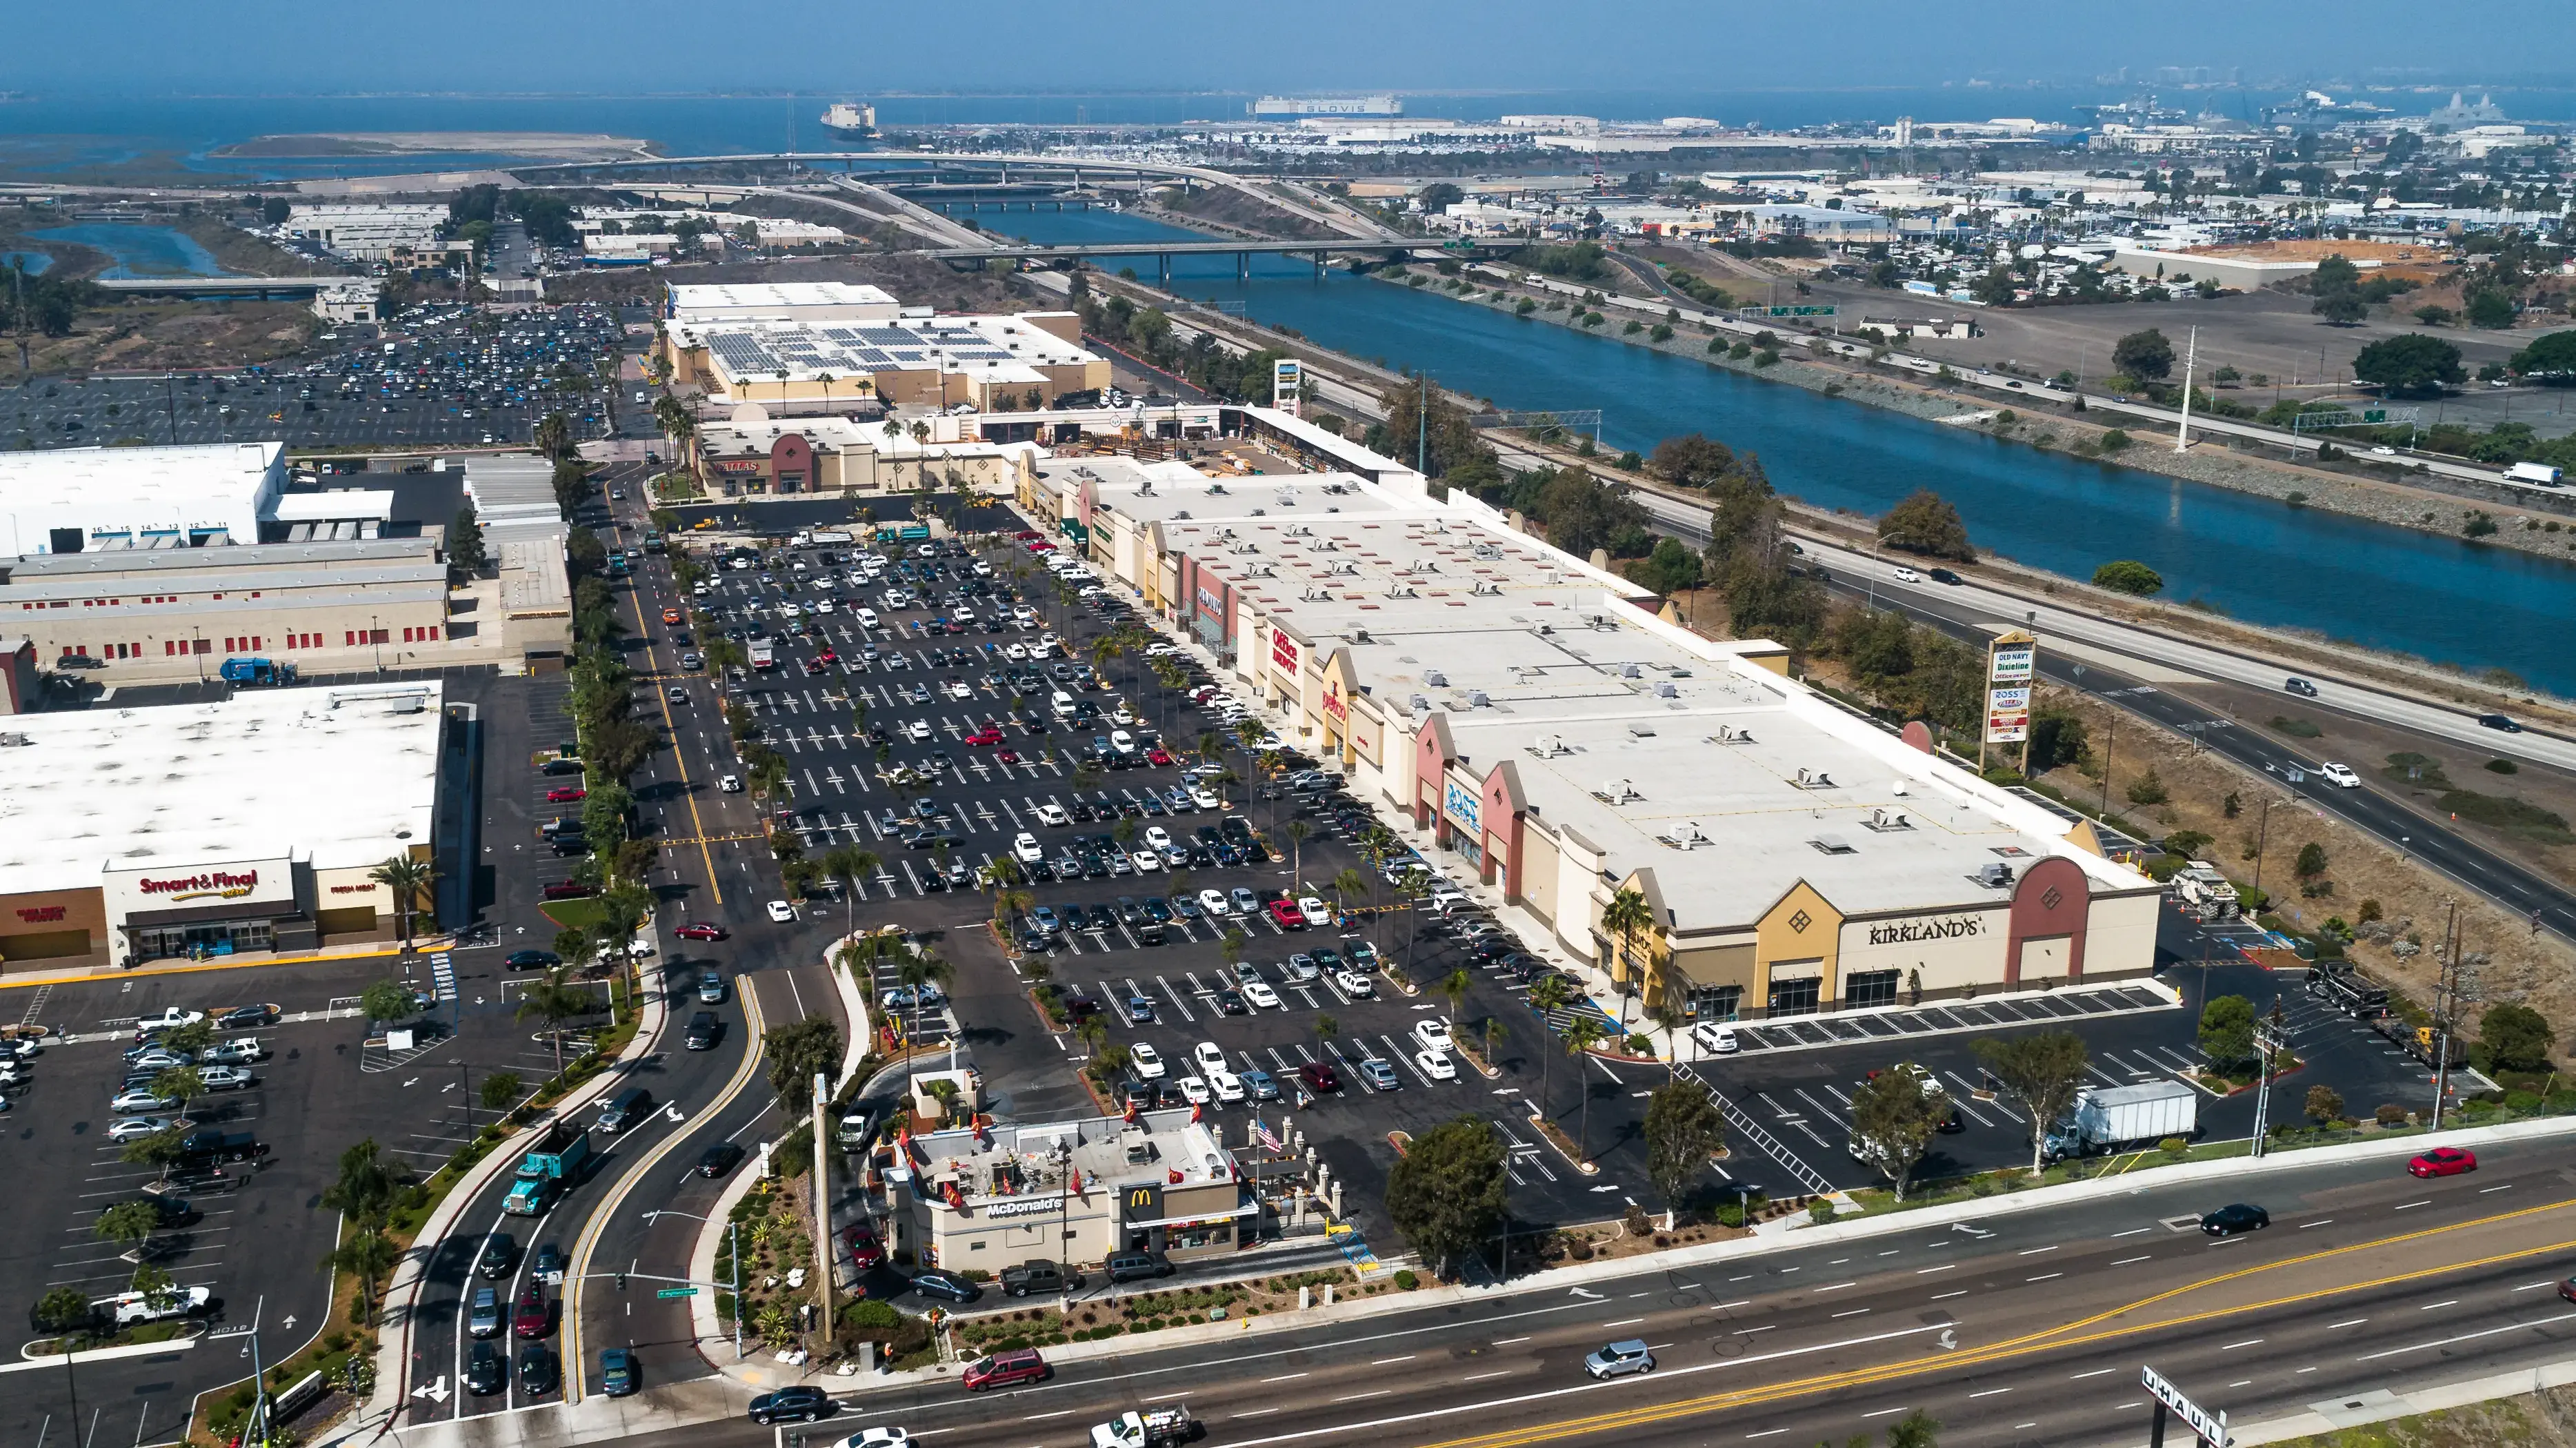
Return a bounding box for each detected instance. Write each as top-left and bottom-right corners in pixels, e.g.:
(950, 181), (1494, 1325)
(0, 682), (447, 972)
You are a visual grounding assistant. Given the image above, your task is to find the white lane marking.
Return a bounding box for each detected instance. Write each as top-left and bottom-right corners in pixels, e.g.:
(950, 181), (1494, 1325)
(2110, 1256), (2153, 1266)
(2069, 1368), (2117, 1380)
(2354, 1310), (2576, 1362)
(1969, 1389), (2012, 1399)
(2221, 1338), (2264, 1351)
(1916, 1265), (1955, 1275)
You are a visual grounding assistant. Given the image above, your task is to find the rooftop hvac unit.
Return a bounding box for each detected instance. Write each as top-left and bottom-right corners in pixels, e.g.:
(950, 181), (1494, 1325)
(1977, 862), (2015, 889)
(1467, 690), (1490, 707)
(1626, 723), (1657, 738)
(1619, 662), (1641, 678)
(1655, 682), (1679, 697)
(1592, 779), (1643, 804)
(1793, 767), (1836, 789)
(1866, 806), (1912, 831)
(1408, 693), (1432, 712)
(1423, 670), (1448, 687)
(1208, 484), (1230, 495)
(1349, 628), (1372, 644)
(1532, 733), (1572, 757)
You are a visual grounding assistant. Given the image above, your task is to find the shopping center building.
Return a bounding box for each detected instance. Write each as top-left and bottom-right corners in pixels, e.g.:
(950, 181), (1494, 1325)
(658, 310), (1108, 412)
(0, 680), (448, 971)
(890, 1109), (1251, 1269)
(1031, 417), (2162, 1020)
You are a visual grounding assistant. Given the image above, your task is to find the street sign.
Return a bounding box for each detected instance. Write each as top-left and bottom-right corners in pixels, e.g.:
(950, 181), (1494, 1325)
(2141, 1364), (2229, 1446)
(656, 1286), (699, 1300)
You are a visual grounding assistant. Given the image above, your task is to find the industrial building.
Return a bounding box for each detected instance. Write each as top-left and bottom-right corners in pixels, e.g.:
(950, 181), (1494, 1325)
(665, 281), (901, 326)
(0, 442), (292, 559)
(0, 680), (449, 971)
(1036, 416), (2161, 1020)
(659, 311), (1108, 412)
(283, 204), (450, 262)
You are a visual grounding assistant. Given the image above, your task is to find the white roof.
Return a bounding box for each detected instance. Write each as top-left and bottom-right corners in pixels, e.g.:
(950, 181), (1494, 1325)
(268, 490), (397, 524)
(0, 442), (283, 557)
(0, 682), (447, 894)
(666, 281), (901, 324)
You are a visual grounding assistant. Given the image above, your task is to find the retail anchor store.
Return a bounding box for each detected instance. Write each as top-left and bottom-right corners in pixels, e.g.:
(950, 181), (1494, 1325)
(104, 857), (315, 962)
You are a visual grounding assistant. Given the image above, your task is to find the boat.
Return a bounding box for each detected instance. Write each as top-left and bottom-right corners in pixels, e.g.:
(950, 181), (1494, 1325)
(822, 102), (877, 139)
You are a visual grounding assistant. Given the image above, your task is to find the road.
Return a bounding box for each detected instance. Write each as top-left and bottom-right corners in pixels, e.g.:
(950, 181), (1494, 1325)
(531, 1126), (2576, 1448)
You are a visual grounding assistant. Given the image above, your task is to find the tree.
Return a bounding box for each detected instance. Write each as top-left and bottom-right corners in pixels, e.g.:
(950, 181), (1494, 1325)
(765, 1013), (843, 1115)
(1884, 1409), (1941, 1448)
(1383, 1117), (1507, 1280)
(2352, 334), (2464, 397)
(1648, 433), (1737, 490)
(32, 1287), (95, 1337)
(1877, 489), (1975, 562)
(1973, 1031), (2091, 1176)
(1528, 974), (1572, 1109)
(1631, 535), (1704, 595)
(2112, 328), (2175, 381)
(1442, 968), (1473, 1038)
(367, 854), (437, 949)
(321, 1138), (412, 1231)
(534, 411), (575, 462)
(2465, 287), (2518, 329)
(1561, 1017), (1608, 1160)
(2479, 1002), (2556, 1073)
(2303, 1084), (2345, 1127)
(2310, 254), (2362, 296)
(94, 1200), (165, 1258)
(330, 1228), (403, 1324)
(2093, 559), (2164, 596)
(121, 1127), (189, 1183)
(450, 506), (487, 576)
(2314, 291), (2368, 326)
(479, 1069), (525, 1118)
(1643, 1082), (1726, 1220)
(2295, 842), (2328, 880)
(515, 968), (596, 1072)
(2198, 995), (2258, 1071)
(358, 978), (417, 1027)
(1416, 181), (1465, 215)
(150, 1066), (206, 1125)
(1848, 1064), (1950, 1201)
(1600, 886), (1655, 1006)
(2508, 330), (2576, 385)
(892, 949), (956, 1072)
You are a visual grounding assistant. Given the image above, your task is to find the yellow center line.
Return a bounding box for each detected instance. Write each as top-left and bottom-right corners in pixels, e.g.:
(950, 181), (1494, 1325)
(1406, 1197), (2576, 1448)
(610, 513), (725, 906)
(561, 973), (769, 1402)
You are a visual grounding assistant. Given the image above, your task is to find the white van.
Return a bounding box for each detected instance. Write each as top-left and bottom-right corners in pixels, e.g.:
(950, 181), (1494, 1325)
(1050, 690), (1077, 717)
(856, 608), (880, 629)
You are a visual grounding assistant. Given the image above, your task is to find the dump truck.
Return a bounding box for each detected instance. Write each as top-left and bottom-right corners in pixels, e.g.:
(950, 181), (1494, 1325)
(1091, 1407), (1199, 1448)
(503, 1122), (595, 1215)
(219, 657), (297, 686)
(2169, 861), (2241, 922)
(2307, 962), (2390, 1020)
(2042, 1080), (2199, 1162)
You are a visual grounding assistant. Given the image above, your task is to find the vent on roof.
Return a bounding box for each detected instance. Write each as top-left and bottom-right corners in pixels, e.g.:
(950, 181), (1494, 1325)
(1422, 669), (1448, 688)
(1626, 723), (1657, 739)
(1864, 806), (1912, 832)
(1655, 681), (1679, 698)
(1408, 693), (1432, 712)
(1590, 778), (1644, 804)
(1466, 690), (1490, 707)
(1208, 484), (1230, 495)
(1977, 861), (2015, 889)
(1349, 628), (1372, 644)
(1470, 580), (1501, 595)
(1657, 820), (1715, 850)
(1619, 662), (1641, 679)
(1386, 582), (1417, 598)
(1793, 768), (1837, 789)
(1809, 834), (1857, 856)
(1529, 733), (1573, 758)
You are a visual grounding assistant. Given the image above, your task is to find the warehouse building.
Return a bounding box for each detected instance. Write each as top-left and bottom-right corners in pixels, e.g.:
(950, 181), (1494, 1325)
(665, 281), (901, 326)
(892, 1109), (1251, 1270)
(0, 442), (289, 559)
(659, 311), (1108, 412)
(283, 204), (450, 262)
(1045, 438), (2161, 1019)
(0, 681), (448, 971)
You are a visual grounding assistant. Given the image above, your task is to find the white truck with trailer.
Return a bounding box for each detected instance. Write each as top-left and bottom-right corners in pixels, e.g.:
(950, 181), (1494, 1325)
(2043, 1080), (2199, 1162)
(1091, 1407), (1199, 1448)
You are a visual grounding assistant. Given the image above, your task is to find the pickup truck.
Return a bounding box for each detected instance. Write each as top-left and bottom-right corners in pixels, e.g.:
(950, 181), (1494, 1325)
(504, 1123), (595, 1215)
(1092, 1408), (1199, 1448)
(178, 1129), (267, 1164)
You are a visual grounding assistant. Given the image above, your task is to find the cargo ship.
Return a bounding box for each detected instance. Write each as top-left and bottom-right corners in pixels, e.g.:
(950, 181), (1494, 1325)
(821, 102), (877, 139)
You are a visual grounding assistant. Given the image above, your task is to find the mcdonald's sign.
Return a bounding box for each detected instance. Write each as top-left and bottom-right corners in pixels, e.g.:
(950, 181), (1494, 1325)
(1121, 1183), (1163, 1221)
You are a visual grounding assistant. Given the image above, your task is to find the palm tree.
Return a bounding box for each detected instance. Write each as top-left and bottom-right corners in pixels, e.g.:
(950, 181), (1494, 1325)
(1600, 886), (1657, 1031)
(1285, 820), (1312, 893)
(1315, 1013), (1339, 1065)
(1217, 928), (1247, 973)
(892, 949), (956, 1087)
(330, 1228), (403, 1325)
(517, 967), (595, 1073)
(1561, 1016), (1608, 1162)
(1528, 973), (1572, 1110)
(820, 846), (878, 949)
(1442, 968), (1472, 1037)
(1331, 867), (1368, 931)
(368, 854), (438, 949)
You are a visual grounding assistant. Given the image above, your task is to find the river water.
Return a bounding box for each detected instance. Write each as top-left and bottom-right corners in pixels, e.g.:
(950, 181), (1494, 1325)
(949, 201), (2576, 695)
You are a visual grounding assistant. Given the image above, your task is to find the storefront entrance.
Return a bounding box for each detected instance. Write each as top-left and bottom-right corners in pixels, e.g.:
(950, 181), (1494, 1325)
(136, 920), (275, 961)
(1765, 975), (1821, 1017)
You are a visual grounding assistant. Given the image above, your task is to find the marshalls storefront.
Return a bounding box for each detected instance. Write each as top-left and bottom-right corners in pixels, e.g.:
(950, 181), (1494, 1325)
(0, 682), (448, 973)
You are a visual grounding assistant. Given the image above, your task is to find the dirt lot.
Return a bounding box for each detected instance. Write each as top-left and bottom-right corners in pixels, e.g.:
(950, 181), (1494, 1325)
(6, 297), (319, 378)
(1152, 184), (1340, 241)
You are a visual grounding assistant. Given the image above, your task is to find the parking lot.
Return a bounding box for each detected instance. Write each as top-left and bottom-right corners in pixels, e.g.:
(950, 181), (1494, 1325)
(3, 300), (635, 453)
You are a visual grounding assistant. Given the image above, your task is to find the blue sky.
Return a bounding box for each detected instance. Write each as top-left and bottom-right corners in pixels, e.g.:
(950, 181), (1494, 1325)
(8, 1), (2574, 96)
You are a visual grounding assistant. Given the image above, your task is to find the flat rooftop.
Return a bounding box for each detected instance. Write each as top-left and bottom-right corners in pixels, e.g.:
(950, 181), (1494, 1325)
(908, 1108), (1234, 1199)
(0, 441), (281, 517)
(1041, 455), (1399, 526)
(3, 536), (435, 582)
(667, 281), (898, 315)
(675, 314), (1095, 386)
(0, 681), (446, 894)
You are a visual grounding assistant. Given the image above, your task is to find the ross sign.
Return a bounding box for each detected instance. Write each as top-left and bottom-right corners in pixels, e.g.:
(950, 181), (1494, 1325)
(655, 1286), (699, 1300)
(1866, 915), (1985, 946)
(1984, 684), (2031, 744)
(1270, 628), (1301, 677)
(1989, 644), (2035, 684)
(17, 905), (66, 924)
(2141, 1365), (2229, 1446)
(977, 1195), (1066, 1219)
(1442, 778), (1481, 835)
(1272, 358), (1304, 418)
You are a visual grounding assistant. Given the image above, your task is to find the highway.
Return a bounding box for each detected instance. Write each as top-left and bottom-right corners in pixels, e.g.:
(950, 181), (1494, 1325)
(530, 1128), (2576, 1448)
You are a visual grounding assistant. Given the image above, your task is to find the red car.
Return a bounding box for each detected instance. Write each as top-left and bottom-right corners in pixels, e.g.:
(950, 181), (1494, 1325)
(964, 728), (1005, 746)
(996, 748), (1020, 764)
(673, 922), (730, 942)
(512, 1281), (552, 1338)
(1148, 748), (1174, 766)
(963, 1347), (1049, 1391)
(1266, 898), (1306, 931)
(546, 786), (588, 803)
(2408, 1147), (2477, 1178)
(845, 1224), (884, 1269)
(816, 650), (838, 666)
(1023, 540), (1056, 554)
(1298, 1060), (1341, 1094)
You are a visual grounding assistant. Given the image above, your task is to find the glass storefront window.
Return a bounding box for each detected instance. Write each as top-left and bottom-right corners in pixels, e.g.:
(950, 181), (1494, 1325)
(1844, 970), (1901, 1010)
(1688, 984), (1744, 1022)
(137, 921), (274, 960)
(1766, 977), (1821, 1018)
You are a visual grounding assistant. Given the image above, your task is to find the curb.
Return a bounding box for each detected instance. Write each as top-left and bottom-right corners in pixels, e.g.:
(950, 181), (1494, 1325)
(352, 969), (670, 1433)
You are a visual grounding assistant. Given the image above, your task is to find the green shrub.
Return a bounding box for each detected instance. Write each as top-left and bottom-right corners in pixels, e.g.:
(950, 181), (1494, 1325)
(2158, 1137), (2188, 1157)
(1393, 1269), (1419, 1290)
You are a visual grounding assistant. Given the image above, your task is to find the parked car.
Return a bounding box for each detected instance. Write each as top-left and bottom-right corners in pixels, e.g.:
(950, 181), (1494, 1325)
(1104, 1249), (1172, 1282)
(1298, 1060), (1341, 1094)
(910, 1269), (982, 1304)
(1357, 1058), (1400, 1091)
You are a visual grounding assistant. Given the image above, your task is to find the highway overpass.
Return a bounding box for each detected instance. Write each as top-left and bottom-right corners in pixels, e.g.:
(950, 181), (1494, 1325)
(94, 276), (342, 300)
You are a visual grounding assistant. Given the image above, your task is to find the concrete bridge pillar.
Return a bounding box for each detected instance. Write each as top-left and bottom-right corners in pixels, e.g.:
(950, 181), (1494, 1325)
(1157, 253), (1172, 287)
(1237, 252), (1250, 281)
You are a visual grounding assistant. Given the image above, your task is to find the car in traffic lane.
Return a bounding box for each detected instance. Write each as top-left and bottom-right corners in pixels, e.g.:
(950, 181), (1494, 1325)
(2408, 1147), (2476, 1178)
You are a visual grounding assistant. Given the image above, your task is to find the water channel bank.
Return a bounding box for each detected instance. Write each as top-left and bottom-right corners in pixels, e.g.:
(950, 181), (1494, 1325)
(1401, 266), (2576, 568)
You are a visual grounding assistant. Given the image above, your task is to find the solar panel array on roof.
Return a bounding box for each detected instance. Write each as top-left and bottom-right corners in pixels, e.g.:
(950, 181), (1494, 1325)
(711, 335), (781, 374)
(858, 327), (918, 346)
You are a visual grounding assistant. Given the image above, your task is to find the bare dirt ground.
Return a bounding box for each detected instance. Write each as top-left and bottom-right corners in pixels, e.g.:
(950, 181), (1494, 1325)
(1150, 184), (1340, 241)
(6, 299), (318, 378)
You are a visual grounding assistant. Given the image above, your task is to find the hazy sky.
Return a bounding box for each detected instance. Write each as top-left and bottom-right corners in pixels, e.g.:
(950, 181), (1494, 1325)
(10, 0), (2575, 96)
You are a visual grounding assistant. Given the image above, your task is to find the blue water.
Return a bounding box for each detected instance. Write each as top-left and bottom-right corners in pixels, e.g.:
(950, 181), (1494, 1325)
(1, 249), (50, 275)
(28, 224), (232, 278)
(965, 204), (2576, 695)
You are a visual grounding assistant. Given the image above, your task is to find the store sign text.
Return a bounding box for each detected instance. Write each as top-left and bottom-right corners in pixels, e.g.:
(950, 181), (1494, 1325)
(975, 1195), (1066, 1219)
(1322, 686), (1348, 723)
(1270, 630), (1301, 676)
(139, 870), (259, 897)
(329, 883), (379, 895)
(1442, 779), (1481, 834)
(712, 459), (763, 475)
(1195, 585), (1224, 619)
(1867, 915), (1984, 946)
(17, 905), (66, 924)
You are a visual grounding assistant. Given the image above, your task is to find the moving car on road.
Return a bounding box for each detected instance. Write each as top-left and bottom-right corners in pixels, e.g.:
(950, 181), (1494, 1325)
(2408, 1147), (2477, 1178)
(2199, 1203), (2270, 1236)
(1584, 1339), (1655, 1379)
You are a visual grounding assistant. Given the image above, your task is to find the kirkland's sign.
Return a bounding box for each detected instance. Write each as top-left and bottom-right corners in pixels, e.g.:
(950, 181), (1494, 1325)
(1866, 915), (1984, 946)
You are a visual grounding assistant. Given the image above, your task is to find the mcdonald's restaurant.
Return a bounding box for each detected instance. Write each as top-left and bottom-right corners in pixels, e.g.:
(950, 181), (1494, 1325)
(891, 1109), (1254, 1273)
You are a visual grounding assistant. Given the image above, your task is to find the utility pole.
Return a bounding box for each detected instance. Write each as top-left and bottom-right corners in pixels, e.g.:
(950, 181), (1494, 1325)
(810, 1070), (832, 1351)
(2248, 1015), (2290, 1157)
(1416, 371), (1429, 477)
(2173, 324), (2198, 453)
(2430, 899), (2462, 1130)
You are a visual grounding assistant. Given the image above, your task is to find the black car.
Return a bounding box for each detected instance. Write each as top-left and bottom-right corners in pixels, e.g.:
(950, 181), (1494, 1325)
(1926, 567), (1963, 585)
(2200, 1203), (2270, 1236)
(2480, 713), (2524, 733)
(506, 950), (561, 973)
(466, 1342), (508, 1396)
(910, 1268), (983, 1304)
(1211, 989), (1249, 1016)
(218, 1004), (274, 1030)
(748, 1385), (837, 1425)
(1105, 1249), (1172, 1282)
(699, 1142), (746, 1178)
(477, 1233), (519, 1279)
(684, 1011), (721, 1051)
(519, 1342), (560, 1396)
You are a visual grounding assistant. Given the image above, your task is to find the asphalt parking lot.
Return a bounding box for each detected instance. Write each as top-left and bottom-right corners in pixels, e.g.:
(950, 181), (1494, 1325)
(3, 299), (632, 453)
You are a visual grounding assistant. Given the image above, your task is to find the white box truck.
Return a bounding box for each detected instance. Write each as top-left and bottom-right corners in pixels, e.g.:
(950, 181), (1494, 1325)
(2505, 462), (2564, 486)
(2043, 1080), (2198, 1161)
